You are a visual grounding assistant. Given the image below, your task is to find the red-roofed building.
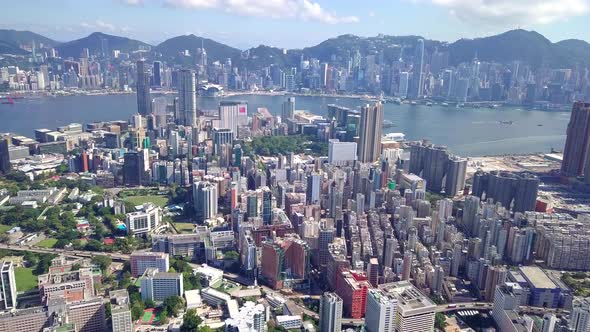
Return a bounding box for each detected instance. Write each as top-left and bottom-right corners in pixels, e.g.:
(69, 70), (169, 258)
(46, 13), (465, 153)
(103, 238), (115, 246)
(335, 269), (372, 319)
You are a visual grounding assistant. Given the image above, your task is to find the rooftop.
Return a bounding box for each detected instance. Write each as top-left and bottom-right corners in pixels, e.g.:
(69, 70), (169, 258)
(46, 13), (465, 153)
(519, 266), (558, 289)
(379, 280), (436, 312)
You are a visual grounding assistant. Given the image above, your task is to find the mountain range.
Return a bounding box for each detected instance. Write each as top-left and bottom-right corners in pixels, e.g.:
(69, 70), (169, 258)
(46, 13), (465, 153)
(1, 28), (589, 69)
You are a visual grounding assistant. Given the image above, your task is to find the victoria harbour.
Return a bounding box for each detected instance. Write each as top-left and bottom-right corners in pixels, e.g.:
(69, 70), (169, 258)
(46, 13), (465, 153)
(0, 94), (569, 156)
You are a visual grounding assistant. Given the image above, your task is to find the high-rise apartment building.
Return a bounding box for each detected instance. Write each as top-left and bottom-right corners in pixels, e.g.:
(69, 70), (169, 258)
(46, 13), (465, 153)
(358, 102), (383, 163)
(471, 171), (539, 212)
(193, 181), (219, 223)
(409, 142), (467, 196)
(136, 60), (151, 116)
(571, 297), (590, 332)
(367, 258), (379, 288)
(66, 297), (107, 332)
(130, 252), (170, 277)
(260, 235), (309, 290)
(140, 268), (183, 302)
(281, 97), (295, 120)
(319, 292), (342, 332)
(110, 290), (133, 332)
(0, 261), (17, 310)
(562, 102), (590, 176)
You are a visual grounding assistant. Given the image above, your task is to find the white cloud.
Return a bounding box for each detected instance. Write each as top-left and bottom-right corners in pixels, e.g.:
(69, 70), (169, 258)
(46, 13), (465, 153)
(162, 0), (359, 24)
(427, 0), (590, 27)
(116, 0), (144, 5)
(368, 11), (376, 17)
(79, 20), (125, 33)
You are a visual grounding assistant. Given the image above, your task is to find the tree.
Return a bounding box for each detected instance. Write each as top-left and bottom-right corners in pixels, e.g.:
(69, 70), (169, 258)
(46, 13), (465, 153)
(181, 309), (202, 332)
(34, 255), (54, 275)
(223, 251), (239, 261)
(145, 299), (156, 308)
(184, 272), (202, 291)
(131, 303), (144, 321)
(435, 313), (448, 330)
(91, 255), (112, 275)
(0, 233), (9, 244)
(23, 251), (39, 267)
(162, 296), (184, 317)
(119, 271), (132, 289)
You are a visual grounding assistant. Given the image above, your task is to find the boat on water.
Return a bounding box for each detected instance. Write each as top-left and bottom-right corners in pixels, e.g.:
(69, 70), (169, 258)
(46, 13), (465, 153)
(1, 97), (14, 105)
(410, 101), (417, 106)
(382, 120), (395, 128)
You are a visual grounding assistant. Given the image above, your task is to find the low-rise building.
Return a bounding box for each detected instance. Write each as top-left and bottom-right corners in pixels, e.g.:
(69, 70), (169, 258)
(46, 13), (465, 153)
(276, 315), (302, 330)
(125, 203), (162, 236)
(193, 264), (223, 288)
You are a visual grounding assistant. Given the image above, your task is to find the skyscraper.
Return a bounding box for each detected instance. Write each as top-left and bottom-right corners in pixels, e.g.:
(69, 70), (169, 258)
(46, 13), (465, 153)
(357, 102), (383, 163)
(0, 138), (10, 174)
(136, 60), (151, 116)
(365, 289), (397, 332)
(319, 292), (342, 332)
(179, 69), (197, 127)
(123, 150), (145, 186)
(152, 61), (162, 87)
(282, 97), (295, 120)
(0, 261), (17, 310)
(411, 39), (425, 98)
(399, 72), (409, 98)
(562, 102), (590, 176)
(306, 173), (321, 205)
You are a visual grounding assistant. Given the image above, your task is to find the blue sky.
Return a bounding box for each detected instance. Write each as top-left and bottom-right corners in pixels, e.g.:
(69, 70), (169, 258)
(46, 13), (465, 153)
(1, 0), (589, 49)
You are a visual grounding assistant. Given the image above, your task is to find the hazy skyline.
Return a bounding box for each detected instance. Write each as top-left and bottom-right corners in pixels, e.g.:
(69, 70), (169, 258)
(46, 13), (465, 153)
(1, 0), (589, 49)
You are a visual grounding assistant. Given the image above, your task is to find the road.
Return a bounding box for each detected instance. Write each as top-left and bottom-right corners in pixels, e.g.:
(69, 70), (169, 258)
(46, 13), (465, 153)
(0, 243), (131, 261)
(436, 302), (493, 313)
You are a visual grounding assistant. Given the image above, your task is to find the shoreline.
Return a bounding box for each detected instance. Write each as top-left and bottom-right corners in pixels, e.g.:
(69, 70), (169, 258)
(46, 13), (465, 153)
(1, 90), (573, 112)
(1, 89), (573, 112)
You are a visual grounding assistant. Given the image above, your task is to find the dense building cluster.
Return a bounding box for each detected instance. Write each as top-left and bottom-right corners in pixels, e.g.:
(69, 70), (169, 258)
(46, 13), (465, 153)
(3, 32), (590, 332)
